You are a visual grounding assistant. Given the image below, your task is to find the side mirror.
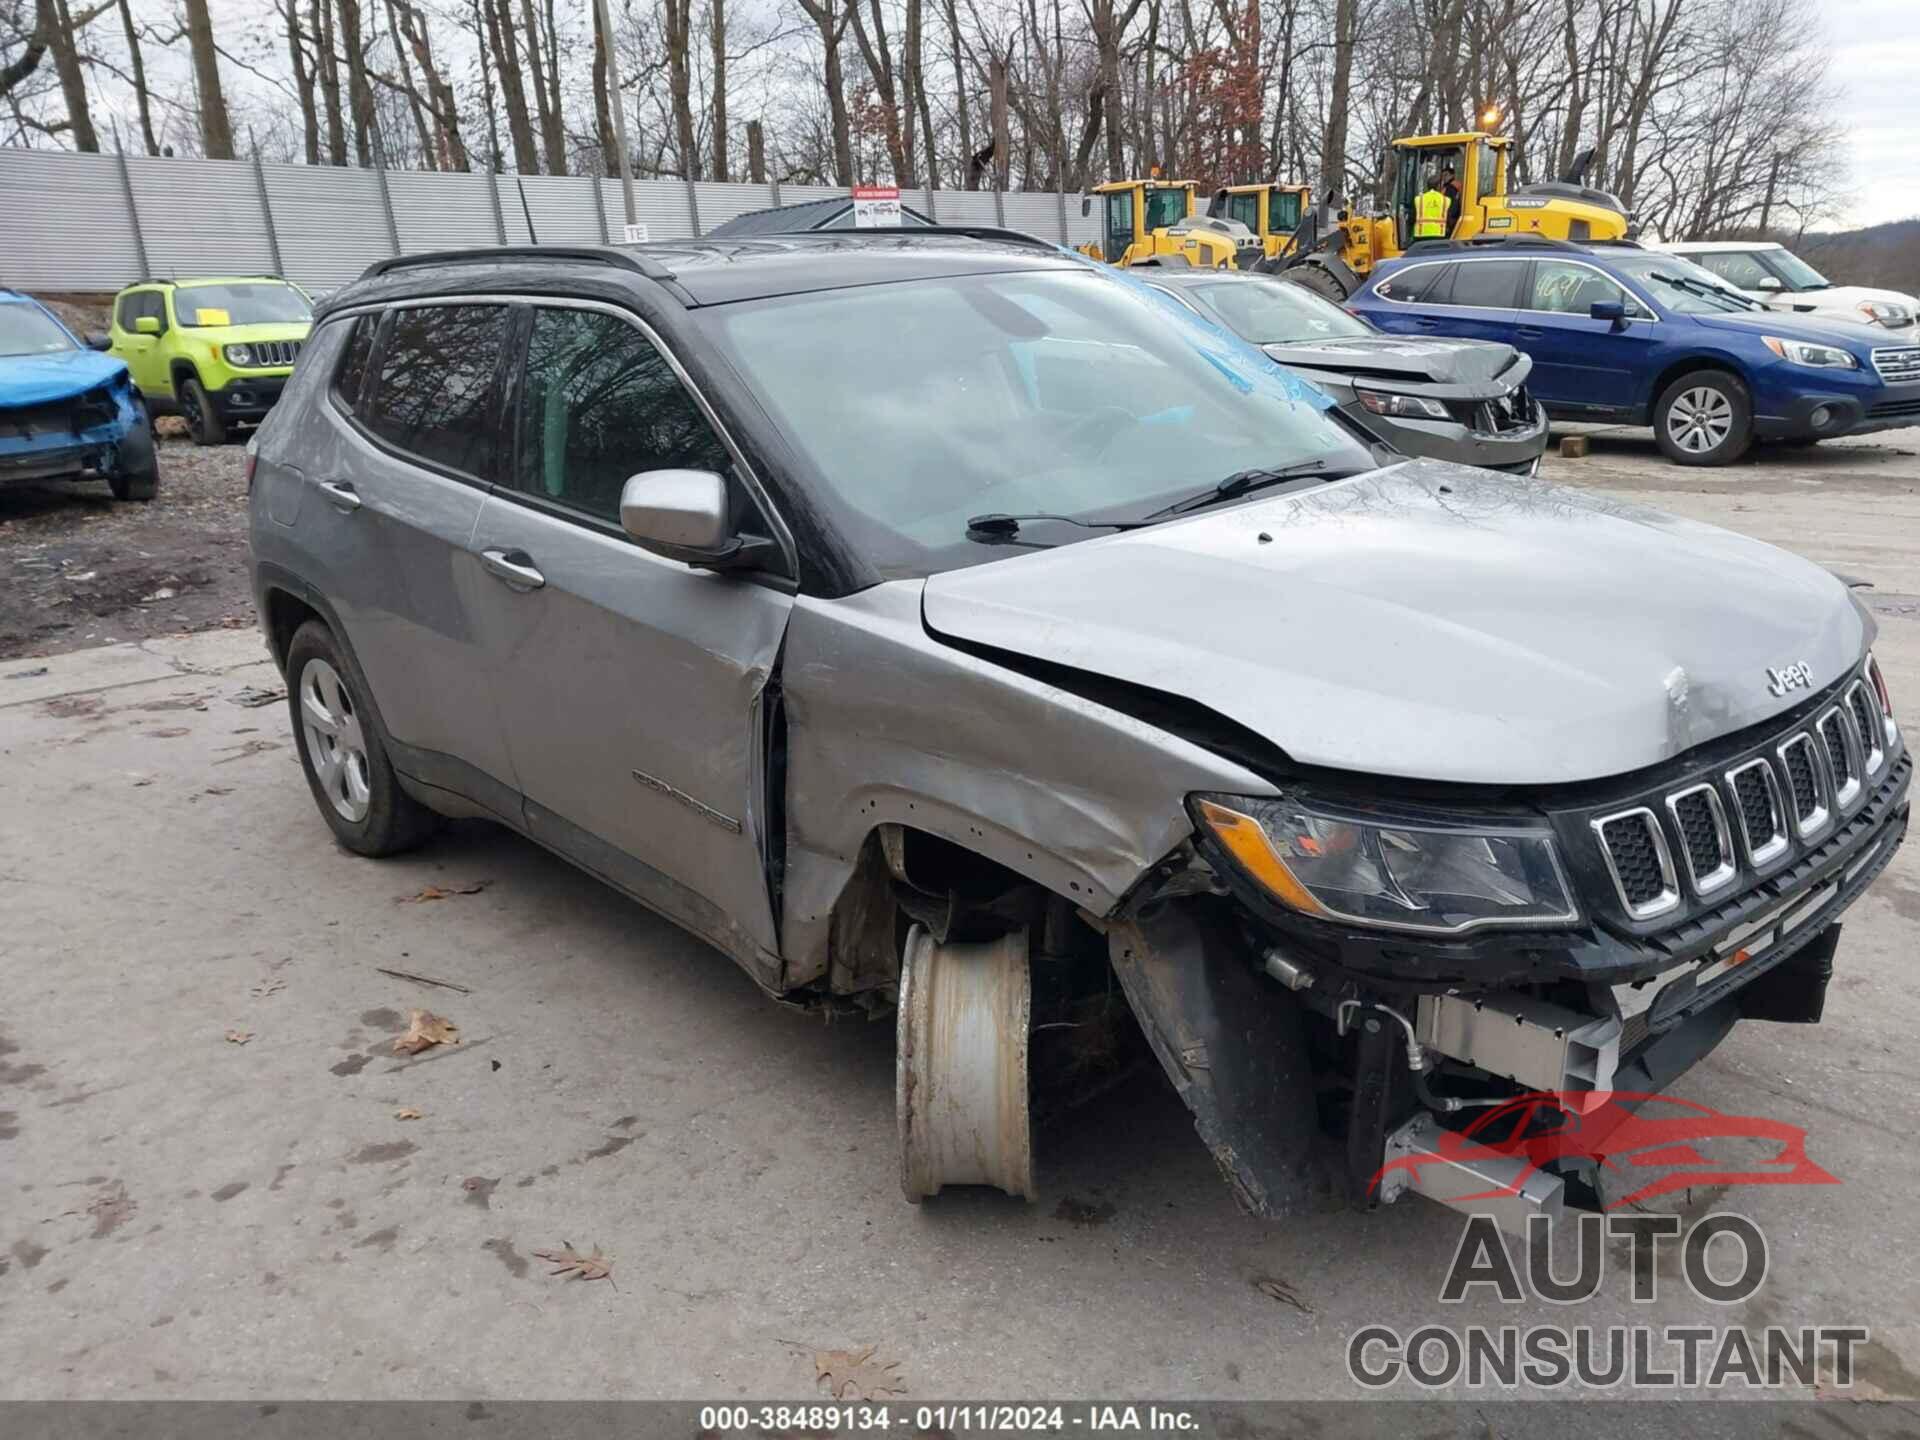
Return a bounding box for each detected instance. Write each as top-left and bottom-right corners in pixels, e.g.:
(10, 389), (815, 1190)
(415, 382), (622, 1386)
(619, 468), (739, 566)
(1589, 300), (1626, 326)
(85, 332), (111, 351)
(133, 315), (161, 335)
(1756, 275), (1783, 291)
(1080, 196), (1091, 218)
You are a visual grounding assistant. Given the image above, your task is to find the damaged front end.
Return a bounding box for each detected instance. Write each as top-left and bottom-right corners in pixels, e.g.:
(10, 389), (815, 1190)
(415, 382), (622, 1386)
(0, 370), (150, 488)
(1105, 656), (1908, 1228)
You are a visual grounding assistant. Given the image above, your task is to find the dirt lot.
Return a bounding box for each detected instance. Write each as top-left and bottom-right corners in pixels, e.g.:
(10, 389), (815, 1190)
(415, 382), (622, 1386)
(3, 425), (1920, 1408)
(0, 441), (253, 659)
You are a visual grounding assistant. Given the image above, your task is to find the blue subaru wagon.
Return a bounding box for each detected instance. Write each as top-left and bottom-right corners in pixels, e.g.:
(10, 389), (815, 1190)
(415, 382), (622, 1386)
(1349, 239), (1920, 466)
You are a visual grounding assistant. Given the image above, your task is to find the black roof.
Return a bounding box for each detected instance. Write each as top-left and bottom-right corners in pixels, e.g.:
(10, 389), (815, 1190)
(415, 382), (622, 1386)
(337, 231), (1068, 313)
(705, 196), (936, 237)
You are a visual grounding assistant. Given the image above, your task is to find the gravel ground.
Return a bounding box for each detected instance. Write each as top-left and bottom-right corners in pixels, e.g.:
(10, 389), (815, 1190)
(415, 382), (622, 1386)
(0, 439), (253, 660)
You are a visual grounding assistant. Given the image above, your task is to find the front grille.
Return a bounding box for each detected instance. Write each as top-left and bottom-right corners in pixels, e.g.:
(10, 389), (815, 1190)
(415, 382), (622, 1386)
(1872, 346), (1920, 383)
(1594, 809), (1676, 917)
(1848, 682), (1885, 772)
(246, 339), (302, 367)
(1781, 734), (1823, 829)
(1667, 786), (1733, 893)
(1472, 384), (1535, 436)
(2, 388), (116, 439)
(1727, 758), (1787, 865)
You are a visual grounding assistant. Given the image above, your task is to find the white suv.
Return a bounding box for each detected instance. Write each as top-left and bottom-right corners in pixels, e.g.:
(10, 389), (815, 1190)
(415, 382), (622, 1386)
(1661, 240), (1918, 332)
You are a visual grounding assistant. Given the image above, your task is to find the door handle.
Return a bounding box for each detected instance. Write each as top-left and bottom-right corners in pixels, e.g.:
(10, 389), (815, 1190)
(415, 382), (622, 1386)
(317, 479), (361, 512)
(1517, 326), (1545, 338)
(481, 547), (546, 591)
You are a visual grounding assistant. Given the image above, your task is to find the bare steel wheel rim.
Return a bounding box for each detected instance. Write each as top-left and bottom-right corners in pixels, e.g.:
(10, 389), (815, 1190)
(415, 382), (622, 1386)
(300, 658), (372, 823)
(1670, 386), (1733, 453)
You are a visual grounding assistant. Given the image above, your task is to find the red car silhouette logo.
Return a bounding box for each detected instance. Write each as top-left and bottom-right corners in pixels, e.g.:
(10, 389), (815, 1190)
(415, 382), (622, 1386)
(1372, 1091), (1838, 1210)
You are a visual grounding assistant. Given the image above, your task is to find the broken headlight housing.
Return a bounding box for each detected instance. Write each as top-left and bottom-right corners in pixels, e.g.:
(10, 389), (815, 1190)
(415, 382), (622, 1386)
(1193, 793), (1581, 935)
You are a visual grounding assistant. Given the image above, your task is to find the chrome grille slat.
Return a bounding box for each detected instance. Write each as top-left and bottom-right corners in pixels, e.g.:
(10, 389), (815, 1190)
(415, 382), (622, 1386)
(1873, 346), (1920, 384)
(240, 339), (303, 368)
(1592, 807), (1680, 920)
(1847, 681), (1886, 775)
(1817, 706), (1862, 810)
(1725, 757), (1788, 866)
(1778, 732), (1830, 837)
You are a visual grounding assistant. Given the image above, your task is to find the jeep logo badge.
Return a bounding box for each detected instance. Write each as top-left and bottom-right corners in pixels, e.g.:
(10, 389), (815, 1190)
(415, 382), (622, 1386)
(1766, 662), (1814, 697)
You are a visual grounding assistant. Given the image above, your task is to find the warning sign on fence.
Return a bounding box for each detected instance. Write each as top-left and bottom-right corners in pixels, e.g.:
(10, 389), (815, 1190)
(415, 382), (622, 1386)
(852, 186), (902, 228)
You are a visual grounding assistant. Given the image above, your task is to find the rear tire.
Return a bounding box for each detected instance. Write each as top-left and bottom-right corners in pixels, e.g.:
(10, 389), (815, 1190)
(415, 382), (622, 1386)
(1281, 263), (1351, 302)
(180, 375), (227, 446)
(285, 620), (438, 858)
(1654, 369), (1753, 466)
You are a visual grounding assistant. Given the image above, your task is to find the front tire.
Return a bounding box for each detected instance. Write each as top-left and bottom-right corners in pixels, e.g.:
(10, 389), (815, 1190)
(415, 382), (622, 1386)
(1654, 369), (1753, 466)
(180, 375), (227, 446)
(285, 620), (438, 857)
(108, 400), (160, 501)
(1281, 262), (1351, 302)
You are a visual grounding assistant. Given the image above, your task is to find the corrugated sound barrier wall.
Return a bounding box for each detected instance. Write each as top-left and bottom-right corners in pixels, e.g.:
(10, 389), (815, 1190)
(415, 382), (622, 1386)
(0, 147), (1107, 295)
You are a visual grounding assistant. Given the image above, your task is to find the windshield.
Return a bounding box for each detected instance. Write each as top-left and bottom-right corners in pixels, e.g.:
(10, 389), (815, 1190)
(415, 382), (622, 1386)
(703, 267), (1373, 578)
(1188, 278), (1373, 343)
(0, 303), (78, 357)
(175, 282), (313, 328)
(1768, 249), (1831, 291)
(1606, 253), (1762, 314)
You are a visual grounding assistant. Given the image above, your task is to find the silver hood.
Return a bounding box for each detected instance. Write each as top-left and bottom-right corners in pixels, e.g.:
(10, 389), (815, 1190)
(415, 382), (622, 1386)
(922, 461), (1867, 786)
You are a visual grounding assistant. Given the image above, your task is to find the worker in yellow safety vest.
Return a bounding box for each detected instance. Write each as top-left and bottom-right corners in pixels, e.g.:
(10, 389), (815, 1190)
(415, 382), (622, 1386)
(1413, 174), (1450, 238)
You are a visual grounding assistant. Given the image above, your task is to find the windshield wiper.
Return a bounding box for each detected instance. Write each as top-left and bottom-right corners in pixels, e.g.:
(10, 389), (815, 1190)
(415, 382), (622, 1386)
(1645, 271), (1758, 311)
(1139, 460), (1344, 522)
(964, 511), (1148, 540)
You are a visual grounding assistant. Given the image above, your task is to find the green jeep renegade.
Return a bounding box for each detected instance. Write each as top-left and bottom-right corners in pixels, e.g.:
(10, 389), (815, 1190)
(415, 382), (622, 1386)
(108, 276), (313, 445)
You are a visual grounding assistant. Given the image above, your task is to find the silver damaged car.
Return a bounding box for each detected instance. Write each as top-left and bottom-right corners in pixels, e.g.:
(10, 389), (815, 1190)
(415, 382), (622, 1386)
(247, 231), (1908, 1228)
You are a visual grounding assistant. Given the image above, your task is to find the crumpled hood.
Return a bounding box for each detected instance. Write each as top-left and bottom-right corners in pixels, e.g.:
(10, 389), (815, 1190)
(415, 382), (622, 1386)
(1262, 334), (1524, 390)
(0, 349), (128, 409)
(922, 460), (1866, 786)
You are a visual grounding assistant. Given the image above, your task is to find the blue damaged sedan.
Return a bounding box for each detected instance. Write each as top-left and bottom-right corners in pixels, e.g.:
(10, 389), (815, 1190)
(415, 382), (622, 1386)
(0, 288), (159, 501)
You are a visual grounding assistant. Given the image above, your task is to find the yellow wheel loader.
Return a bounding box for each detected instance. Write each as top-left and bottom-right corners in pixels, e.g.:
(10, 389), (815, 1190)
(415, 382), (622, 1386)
(1276, 134), (1631, 300)
(1208, 182), (1315, 264)
(1075, 178), (1264, 270)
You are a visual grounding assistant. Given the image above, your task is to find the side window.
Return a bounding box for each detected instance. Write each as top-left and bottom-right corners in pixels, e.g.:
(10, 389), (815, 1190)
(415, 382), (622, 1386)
(362, 304), (510, 477)
(331, 314), (376, 411)
(1378, 263), (1452, 305)
(1445, 260), (1524, 309)
(1529, 260), (1626, 315)
(1695, 251), (1772, 289)
(114, 293), (140, 330)
(511, 307), (732, 525)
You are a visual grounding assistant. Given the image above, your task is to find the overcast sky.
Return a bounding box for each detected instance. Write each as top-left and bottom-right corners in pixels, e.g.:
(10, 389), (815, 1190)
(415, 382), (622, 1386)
(1820, 0), (1920, 227)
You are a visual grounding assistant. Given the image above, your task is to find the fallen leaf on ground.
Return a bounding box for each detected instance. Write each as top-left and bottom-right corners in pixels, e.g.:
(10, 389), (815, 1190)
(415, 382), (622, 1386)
(250, 978), (286, 998)
(812, 1344), (906, 1400)
(212, 739), (279, 764)
(224, 1028), (253, 1045)
(393, 1009), (458, 1055)
(396, 881), (492, 904)
(204, 786), (234, 796)
(393, 1108), (422, 1121)
(532, 1243), (611, 1282)
(231, 686), (286, 708)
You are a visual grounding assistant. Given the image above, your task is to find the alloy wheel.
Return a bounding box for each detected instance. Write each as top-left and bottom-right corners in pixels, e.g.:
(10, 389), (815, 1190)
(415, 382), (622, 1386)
(300, 658), (372, 823)
(1669, 387), (1733, 453)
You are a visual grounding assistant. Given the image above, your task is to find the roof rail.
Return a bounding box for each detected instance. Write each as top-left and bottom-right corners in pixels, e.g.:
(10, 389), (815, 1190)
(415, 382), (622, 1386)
(762, 224), (1058, 250)
(1402, 234), (1592, 257)
(360, 245), (678, 283)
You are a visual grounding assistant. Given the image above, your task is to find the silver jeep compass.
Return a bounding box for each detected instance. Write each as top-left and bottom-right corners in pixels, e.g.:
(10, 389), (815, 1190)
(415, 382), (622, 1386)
(248, 232), (1908, 1228)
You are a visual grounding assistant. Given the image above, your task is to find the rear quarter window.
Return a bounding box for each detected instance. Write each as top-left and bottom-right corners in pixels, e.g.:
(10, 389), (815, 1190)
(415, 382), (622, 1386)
(360, 304), (512, 478)
(330, 314), (376, 412)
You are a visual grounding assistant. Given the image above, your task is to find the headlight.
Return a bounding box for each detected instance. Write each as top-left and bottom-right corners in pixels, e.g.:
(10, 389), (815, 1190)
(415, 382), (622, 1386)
(1762, 336), (1858, 369)
(1856, 301), (1912, 327)
(225, 343), (255, 367)
(1354, 387), (1452, 420)
(1193, 793), (1580, 934)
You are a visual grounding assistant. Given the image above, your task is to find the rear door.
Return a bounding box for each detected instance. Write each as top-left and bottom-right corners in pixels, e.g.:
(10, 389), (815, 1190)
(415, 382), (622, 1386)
(465, 299), (794, 956)
(1515, 258), (1657, 416)
(292, 301), (522, 811)
(1420, 258), (1525, 346)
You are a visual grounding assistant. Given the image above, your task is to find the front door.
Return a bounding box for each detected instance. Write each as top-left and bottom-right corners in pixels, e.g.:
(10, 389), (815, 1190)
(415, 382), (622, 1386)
(111, 289), (169, 401)
(465, 301), (793, 957)
(1516, 259), (1656, 415)
(1103, 190), (1137, 264)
